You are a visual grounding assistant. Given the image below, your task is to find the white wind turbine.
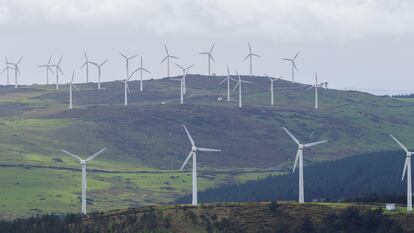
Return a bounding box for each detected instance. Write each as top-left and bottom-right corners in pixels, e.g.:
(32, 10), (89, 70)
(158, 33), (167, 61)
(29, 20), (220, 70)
(171, 70), (189, 104)
(180, 125), (221, 205)
(68, 71), (80, 109)
(91, 60), (108, 90)
(37, 56), (54, 85)
(51, 56), (63, 90)
(136, 56), (151, 92)
(264, 73), (282, 106)
(6, 56), (23, 88)
(243, 43), (261, 77)
(80, 51), (93, 83)
(119, 53), (137, 81)
(233, 70), (252, 108)
(306, 72), (328, 109)
(283, 51), (300, 83)
(219, 66), (237, 102)
(1, 58), (15, 86)
(120, 68), (139, 106)
(160, 45), (179, 78)
(390, 135), (413, 212)
(282, 127), (327, 203)
(176, 63), (194, 94)
(61, 148), (106, 215)
(199, 43), (215, 76)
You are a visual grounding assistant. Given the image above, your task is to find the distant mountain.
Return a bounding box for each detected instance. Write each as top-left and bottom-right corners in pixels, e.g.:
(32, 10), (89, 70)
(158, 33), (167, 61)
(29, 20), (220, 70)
(176, 151), (408, 203)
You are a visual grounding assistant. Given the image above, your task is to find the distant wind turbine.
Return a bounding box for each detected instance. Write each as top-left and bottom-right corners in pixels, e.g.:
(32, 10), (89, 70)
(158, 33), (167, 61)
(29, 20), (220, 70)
(1, 58), (15, 85)
(199, 43), (215, 76)
(176, 63), (194, 94)
(264, 73), (282, 106)
(60, 148), (107, 215)
(136, 56), (151, 92)
(119, 53), (137, 81)
(38, 56), (54, 85)
(233, 70), (252, 108)
(219, 66), (237, 102)
(120, 68), (139, 106)
(68, 71), (80, 109)
(282, 127), (327, 203)
(160, 45), (179, 78)
(51, 56), (63, 90)
(180, 125), (221, 205)
(80, 51), (93, 83)
(243, 43), (261, 77)
(6, 56), (23, 88)
(171, 70), (189, 104)
(91, 60), (108, 90)
(283, 51), (300, 83)
(306, 72), (328, 109)
(390, 135), (413, 212)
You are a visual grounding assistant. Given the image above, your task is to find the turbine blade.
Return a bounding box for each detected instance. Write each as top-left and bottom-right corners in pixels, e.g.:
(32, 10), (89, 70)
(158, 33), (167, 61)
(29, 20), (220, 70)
(402, 157), (408, 180)
(183, 124), (195, 147)
(293, 51), (301, 59)
(61, 149), (82, 161)
(100, 60), (108, 67)
(80, 62), (87, 69)
(180, 151), (193, 171)
(304, 140), (328, 148)
(306, 86), (313, 91)
(160, 56), (168, 64)
(197, 148), (221, 152)
(210, 43), (215, 52)
(73, 83), (80, 91)
(58, 56), (63, 66)
(232, 82), (239, 91)
(17, 56), (23, 64)
(164, 45), (169, 55)
(293, 150), (300, 172)
(243, 54), (250, 61)
(143, 68), (151, 73)
(176, 63), (184, 70)
(119, 53), (127, 59)
(209, 54), (215, 63)
(252, 53), (261, 57)
(282, 127), (300, 145)
(47, 56), (52, 65)
(170, 55), (179, 59)
(83, 51), (88, 60)
(293, 61), (298, 70)
(248, 43), (252, 53)
(129, 55), (137, 60)
(219, 78), (227, 85)
(86, 148), (106, 161)
(390, 135), (409, 153)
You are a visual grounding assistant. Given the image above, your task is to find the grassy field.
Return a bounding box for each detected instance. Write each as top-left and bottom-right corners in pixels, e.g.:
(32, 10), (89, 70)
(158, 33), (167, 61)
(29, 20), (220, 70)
(1, 75), (414, 218)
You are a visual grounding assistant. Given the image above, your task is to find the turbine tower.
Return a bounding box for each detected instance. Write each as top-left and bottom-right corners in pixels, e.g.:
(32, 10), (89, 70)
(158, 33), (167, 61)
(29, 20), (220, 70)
(233, 70), (252, 108)
(219, 66), (237, 102)
(243, 43), (261, 77)
(179, 125), (221, 205)
(37, 56), (54, 85)
(91, 60), (108, 90)
(282, 127), (327, 203)
(1, 58), (15, 86)
(61, 148), (106, 215)
(199, 43), (215, 76)
(306, 72), (328, 109)
(119, 53), (137, 81)
(171, 70), (189, 104)
(160, 45), (179, 78)
(121, 68), (139, 106)
(264, 73), (282, 106)
(283, 51), (300, 83)
(68, 71), (80, 109)
(6, 56), (23, 88)
(136, 56), (150, 92)
(390, 135), (413, 212)
(51, 56), (63, 90)
(80, 51), (93, 83)
(176, 63), (194, 94)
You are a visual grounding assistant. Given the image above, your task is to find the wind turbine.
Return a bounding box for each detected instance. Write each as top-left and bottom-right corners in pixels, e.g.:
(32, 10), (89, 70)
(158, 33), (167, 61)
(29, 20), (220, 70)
(121, 68), (139, 106)
(306, 72), (328, 109)
(219, 66), (237, 102)
(390, 135), (413, 212)
(243, 43), (261, 77)
(68, 71), (80, 109)
(51, 56), (63, 90)
(60, 148), (106, 215)
(282, 51), (300, 83)
(91, 60), (108, 90)
(1, 58), (15, 85)
(233, 70), (252, 108)
(282, 127), (327, 203)
(160, 45), (179, 78)
(6, 56), (23, 88)
(119, 53), (137, 81)
(136, 56), (150, 92)
(171, 70), (189, 104)
(80, 51), (93, 83)
(179, 125), (220, 205)
(264, 73), (282, 106)
(199, 43), (215, 76)
(38, 56), (54, 85)
(176, 63), (194, 94)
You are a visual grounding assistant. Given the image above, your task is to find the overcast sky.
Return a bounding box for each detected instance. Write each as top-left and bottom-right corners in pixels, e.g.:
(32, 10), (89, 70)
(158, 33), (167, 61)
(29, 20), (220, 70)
(1, 0), (414, 94)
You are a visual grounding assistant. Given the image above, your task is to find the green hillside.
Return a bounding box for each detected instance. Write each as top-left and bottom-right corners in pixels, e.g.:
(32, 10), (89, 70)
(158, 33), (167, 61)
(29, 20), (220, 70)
(0, 75), (414, 218)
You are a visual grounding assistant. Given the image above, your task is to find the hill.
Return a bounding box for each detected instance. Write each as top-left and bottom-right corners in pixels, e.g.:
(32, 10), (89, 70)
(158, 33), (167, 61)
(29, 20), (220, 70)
(1, 74), (414, 217)
(0, 202), (411, 233)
